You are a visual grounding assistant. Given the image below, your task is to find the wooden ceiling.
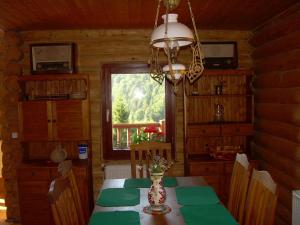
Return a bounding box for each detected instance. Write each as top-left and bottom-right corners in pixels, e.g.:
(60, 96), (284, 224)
(0, 0), (298, 31)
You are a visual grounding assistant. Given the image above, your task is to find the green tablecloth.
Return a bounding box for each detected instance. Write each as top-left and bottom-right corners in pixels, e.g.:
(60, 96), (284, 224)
(96, 188), (140, 206)
(89, 211), (140, 225)
(124, 177), (178, 188)
(180, 204), (238, 225)
(175, 186), (219, 205)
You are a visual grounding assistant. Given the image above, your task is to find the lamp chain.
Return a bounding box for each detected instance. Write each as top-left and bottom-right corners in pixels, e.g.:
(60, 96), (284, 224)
(154, 0), (162, 29)
(149, 0), (164, 85)
(187, 0), (204, 83)
(187, 0), (200, 43)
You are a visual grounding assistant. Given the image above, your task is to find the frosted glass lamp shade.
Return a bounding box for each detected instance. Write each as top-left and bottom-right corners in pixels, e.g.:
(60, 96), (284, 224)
(151, 14), (194, 48)
(163, 63), (186, 80)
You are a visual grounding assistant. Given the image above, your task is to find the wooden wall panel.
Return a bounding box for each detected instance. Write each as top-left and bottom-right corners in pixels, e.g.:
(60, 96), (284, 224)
(251, 3), (300, 224)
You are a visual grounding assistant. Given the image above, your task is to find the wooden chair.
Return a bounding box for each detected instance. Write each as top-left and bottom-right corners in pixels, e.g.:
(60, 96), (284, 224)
(57, 160), (86, 225)
(244, 169), (278, 225)
(227, 153), (250, 224)
(130, 141), (172, 178)
(48, 175), (85, 225)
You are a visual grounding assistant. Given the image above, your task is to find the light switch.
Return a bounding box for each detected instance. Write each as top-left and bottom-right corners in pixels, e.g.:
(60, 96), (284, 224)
(11, 132), (18, 139)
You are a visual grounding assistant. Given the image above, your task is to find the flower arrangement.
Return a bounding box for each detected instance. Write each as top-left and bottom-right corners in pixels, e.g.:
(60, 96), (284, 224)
(149, 155), (173, 174)
(132, 125), (165, 144)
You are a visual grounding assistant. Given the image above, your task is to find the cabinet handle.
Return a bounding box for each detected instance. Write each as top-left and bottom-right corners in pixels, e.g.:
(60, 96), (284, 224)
(47, 119), (51, 123)
(53, 119), (56, 123)
(31, 172), (35, 176)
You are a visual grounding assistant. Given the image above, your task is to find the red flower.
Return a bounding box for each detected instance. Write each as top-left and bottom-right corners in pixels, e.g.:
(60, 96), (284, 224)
(144, 125), (159, 133)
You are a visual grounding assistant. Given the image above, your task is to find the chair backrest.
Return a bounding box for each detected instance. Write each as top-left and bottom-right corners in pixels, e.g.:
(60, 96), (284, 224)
(130, 142), (172, 178)
(57, 160), (86, 225)
(227, 153), (250, 224)
(48, 176), (83, 225)
(244, 169), (278, 225)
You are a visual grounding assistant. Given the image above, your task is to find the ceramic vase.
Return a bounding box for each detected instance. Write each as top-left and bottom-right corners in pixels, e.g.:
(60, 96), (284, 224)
(147, 172), (166, 211)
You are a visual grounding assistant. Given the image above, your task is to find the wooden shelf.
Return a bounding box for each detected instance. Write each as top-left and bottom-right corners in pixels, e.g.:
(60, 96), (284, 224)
(18, 73), (89, 102)
(187, 122), (252, 125)
(18, 73), (88, 82)
(202, 69), (253, 76)
(188, 94), (253, 98)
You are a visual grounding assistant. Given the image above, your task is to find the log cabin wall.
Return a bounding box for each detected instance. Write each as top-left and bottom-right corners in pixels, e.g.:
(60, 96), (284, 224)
(250, 4), (300, 225)
(0, 31), (23, 221)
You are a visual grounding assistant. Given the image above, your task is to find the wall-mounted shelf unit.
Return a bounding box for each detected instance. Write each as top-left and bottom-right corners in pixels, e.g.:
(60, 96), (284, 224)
(184, 69), (253, 202)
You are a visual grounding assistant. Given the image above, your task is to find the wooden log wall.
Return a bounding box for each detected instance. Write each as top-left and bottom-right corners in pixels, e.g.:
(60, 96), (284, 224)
(19, 29), (252, 201)
(0, 31), (23, 221)
(250, 3), (300, 225)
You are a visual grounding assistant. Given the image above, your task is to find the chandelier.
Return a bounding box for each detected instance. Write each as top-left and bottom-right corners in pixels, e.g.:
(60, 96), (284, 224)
(149, 0), (204, 90)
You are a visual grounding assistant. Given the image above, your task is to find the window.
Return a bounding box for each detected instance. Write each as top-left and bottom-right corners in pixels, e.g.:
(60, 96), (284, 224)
(102, 63), (174, 159)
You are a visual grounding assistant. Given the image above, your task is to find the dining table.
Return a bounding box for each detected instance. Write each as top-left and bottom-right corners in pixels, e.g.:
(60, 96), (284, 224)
(91, 176), (238, 225)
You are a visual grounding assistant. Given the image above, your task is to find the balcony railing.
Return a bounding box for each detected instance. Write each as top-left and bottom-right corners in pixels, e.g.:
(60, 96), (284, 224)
(112, 120), (165, 149)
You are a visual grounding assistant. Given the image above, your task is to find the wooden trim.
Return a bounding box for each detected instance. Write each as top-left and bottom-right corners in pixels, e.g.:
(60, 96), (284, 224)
(102, 64), (113, 159)
(18, 103), (24, 140)
(82, 100), (90, 139)
(48, 101), (54, 140)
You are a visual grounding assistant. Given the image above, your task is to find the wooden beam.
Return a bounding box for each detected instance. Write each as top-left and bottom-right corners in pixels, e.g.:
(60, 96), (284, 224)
(255, 87), (300, 104)
(253, 130), (300, 162)
(254, 118), (300, 143)
(253, 69), (300, 89)
(250, 4), (300, 47)
(254, 49), (300, 73)
(252, 143), (300, 190)
(252, 31), (300, 59)
(255, 103), (300, 126)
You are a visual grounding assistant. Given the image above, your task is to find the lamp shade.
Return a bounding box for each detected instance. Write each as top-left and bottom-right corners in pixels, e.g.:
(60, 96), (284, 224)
(150, 14), (194, 48)
(163, 63), (186, 80)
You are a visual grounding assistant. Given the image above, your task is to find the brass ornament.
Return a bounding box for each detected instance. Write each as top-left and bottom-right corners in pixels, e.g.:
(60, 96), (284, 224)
(163, 0), (181, 11)
(187, 42), (204, 83)
(149, 48), (164, 85)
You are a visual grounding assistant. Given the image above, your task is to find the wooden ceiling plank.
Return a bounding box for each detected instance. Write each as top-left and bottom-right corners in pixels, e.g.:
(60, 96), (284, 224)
(0, 0), (298, 30)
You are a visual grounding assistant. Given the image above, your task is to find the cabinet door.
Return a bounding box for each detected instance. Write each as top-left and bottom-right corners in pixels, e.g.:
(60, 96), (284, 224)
(53, 100), (90, 140)
(17, 168), (53, 225)
(19, 101), (52, 141)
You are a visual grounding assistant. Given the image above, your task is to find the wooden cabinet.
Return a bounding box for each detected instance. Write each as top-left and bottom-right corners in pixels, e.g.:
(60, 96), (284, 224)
(189, 160), (234, 203)
(17, 74), (93, 224)
(185, 69), (253, 202)
(18, 74), (90, 141)
(17, 162), (93, 225)
(19, 100), (89, 141)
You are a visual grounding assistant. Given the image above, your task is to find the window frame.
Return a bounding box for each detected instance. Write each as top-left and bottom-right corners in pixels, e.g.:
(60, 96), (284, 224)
(102, 63), (175, 160)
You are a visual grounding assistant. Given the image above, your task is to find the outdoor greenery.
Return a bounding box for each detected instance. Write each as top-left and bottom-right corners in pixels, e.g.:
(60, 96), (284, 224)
(112, 73), (165, 124)
(112, 73), (165, 148)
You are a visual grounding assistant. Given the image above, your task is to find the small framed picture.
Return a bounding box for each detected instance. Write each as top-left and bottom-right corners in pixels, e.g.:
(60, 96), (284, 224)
(30, 43), (76, 74)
